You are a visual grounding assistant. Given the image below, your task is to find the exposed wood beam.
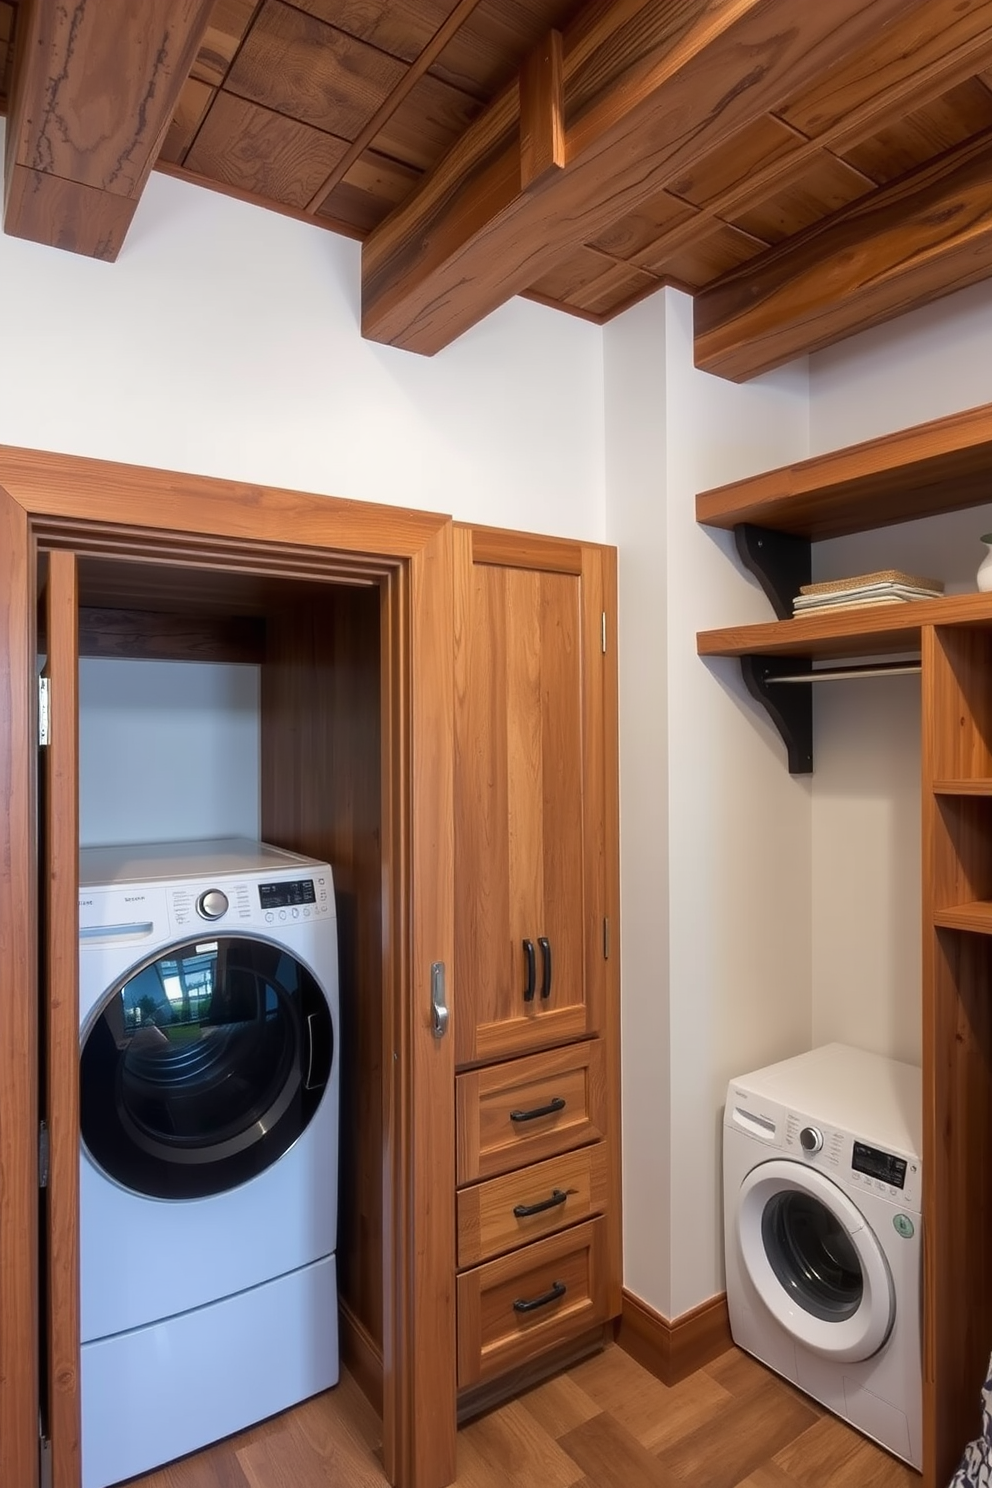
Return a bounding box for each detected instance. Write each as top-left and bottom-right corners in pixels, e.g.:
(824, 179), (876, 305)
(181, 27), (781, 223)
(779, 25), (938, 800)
(693, 124), (992, 382)
(629, 0), (992, 275)
(3, 0), (214, 258)
(520, 31), (565, 194)
(360, 0), (936, 354)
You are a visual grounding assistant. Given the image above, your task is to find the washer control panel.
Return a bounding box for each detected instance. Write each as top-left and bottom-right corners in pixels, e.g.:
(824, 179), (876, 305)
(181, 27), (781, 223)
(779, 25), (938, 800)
(782, 1108), (921, 1212)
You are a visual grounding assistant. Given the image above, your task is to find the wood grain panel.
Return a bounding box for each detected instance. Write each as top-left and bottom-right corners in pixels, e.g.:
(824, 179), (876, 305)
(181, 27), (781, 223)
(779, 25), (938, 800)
(370, 71), (482, 173)
(457, 1142), (609, 1268)
(838, 76), (992, 186)
(727, 150), (874, 246)
(185, 91), (349, 207)
(666, 114), (805, 210)
(694, 398), (992, 540)
(260, 586), (385, 1354)
(189, 0), (256, 87)
(77, 607), (265, 663)
(695, 124), (992, 381)
(645, 220), (767, 289)
(4, 0), (214, 254)
(777, 0), (992, 139)
(319, 151), (422, 234)
(225, 0), (405, 137)
(456, 1040), (608, 1185)
(456, 1218), (609, 1388)
(453, 538), (588, 1067)
(0, 487), (39, 1488)
(587, 189), (699, 263)
(42, 550), (81, 1488)
(361, 0), (926, 352)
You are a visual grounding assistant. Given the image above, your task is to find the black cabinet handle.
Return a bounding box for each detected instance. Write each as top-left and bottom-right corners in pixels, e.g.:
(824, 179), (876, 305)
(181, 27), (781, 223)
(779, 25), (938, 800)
(513, 1280), (566, 1314)
(509, 1096), (565, 1123)
(522, 939), (536, 1002)
(538, 936), (552, 999)
(513, 1188), (568, 1218)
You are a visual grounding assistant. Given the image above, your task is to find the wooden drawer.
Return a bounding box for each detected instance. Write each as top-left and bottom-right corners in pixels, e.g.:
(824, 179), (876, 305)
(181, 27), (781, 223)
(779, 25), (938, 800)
(456, 1217), (608, 1388)
(457, 1141), (608, 1268)
(456, 1040), (607, 1185)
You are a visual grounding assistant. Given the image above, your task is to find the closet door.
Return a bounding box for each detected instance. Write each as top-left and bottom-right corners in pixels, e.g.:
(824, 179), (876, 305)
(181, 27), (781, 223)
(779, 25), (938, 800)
(0, 491), (40, 1488)
(40, 550), (81, 1488)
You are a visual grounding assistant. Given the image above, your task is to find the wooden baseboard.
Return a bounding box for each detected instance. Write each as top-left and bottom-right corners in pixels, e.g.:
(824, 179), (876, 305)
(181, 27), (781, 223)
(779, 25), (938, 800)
(339, 1300), (384, 1417)
(615, 1289), (732, 1386)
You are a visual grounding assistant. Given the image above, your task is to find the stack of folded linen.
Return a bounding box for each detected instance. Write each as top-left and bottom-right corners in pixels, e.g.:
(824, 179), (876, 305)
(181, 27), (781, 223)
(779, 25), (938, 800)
(793, 569), (943, 616)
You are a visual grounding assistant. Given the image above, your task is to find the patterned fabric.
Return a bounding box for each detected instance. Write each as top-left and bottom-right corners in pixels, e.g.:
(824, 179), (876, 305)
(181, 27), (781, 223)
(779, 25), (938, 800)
(950, 1359), (992, 1487)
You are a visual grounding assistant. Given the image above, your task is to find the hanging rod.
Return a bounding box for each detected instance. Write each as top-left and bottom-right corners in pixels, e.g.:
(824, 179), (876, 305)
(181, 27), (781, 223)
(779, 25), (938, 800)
(766, 660), (921, 685)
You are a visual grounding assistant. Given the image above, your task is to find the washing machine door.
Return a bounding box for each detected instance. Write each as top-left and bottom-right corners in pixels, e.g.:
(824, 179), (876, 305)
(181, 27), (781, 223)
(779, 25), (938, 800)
(736, 1159), (894, 1363)
(80, 935), (333, 1199)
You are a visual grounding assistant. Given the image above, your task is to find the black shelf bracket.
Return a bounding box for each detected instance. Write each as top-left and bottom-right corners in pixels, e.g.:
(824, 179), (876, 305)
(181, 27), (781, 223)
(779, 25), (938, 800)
(734, 524), (811, 619)
(740, 655), (813, 775)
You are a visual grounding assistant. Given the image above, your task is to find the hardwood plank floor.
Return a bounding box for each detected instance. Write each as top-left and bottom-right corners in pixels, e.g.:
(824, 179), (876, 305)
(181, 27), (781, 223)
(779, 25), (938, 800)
(127, 1344), (920, 1488)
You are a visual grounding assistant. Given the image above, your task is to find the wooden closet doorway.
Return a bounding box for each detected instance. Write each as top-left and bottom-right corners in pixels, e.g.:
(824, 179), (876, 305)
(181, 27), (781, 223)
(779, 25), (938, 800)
(0, 448), (456, 1488)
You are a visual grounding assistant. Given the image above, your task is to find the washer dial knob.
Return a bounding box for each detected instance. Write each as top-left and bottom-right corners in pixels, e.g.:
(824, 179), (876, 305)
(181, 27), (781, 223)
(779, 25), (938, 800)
(799, 1125), (823, 1154)
(196, 888), (229, 920)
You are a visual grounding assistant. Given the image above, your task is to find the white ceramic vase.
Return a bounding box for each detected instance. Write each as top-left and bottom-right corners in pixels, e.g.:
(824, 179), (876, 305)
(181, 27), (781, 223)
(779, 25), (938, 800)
(980, 535), (992, 592)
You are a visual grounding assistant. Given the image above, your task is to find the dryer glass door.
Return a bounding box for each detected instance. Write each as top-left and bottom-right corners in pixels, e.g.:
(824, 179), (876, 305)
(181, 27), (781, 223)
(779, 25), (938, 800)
(737, 1160), (894, 1362)
(80, 935), (333, 1199)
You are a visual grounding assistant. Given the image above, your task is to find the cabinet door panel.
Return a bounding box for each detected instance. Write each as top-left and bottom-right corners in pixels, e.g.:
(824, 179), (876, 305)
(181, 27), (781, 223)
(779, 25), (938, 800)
(454, 530), (591, 1066)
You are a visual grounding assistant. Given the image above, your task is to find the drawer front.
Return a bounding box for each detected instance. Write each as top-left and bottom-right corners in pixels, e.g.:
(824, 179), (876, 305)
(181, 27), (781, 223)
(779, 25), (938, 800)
(456, 1040), (607, 1185)
(457, 1141), (608, 1268)
(456, 1217), (608, 1388)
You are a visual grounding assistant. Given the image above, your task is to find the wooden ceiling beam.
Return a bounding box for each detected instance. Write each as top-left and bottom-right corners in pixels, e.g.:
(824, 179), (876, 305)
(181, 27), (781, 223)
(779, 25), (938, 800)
(626, 0), (992, 277)
(3, 0), (214, 259)
(360, 0), (936, 355)
(693, 124), (992, 381)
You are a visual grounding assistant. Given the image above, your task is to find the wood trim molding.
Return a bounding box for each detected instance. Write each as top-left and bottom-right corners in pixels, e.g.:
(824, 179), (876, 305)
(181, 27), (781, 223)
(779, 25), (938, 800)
(615, 1289), (732, 1387)
(339, 1300), (384, 1419)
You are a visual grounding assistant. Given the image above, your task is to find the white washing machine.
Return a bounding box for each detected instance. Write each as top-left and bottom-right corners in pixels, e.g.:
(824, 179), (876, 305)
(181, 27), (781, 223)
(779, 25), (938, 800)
(723, 1043), (922, 1469)
(78, 839), (340, 1488)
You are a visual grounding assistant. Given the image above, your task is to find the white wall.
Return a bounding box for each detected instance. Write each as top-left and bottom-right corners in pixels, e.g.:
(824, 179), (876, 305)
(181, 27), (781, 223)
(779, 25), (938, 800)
(606, 289), (811, 1316)
(805, 279), (992, 1071)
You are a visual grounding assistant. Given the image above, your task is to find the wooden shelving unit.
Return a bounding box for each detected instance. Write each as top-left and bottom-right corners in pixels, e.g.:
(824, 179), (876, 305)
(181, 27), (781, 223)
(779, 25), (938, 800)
(696, 398), (992, 1488)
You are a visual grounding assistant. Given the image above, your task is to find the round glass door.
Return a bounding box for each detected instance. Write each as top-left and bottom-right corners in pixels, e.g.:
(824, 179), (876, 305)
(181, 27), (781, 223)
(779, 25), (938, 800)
(80, 936), (333, 1199)
(737, 1160), (894, 1362)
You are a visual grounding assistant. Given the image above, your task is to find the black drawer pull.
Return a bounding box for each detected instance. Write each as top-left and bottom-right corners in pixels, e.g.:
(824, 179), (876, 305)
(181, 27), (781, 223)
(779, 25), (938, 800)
(538, 936), (552, 999)
(509, 1096), (565, 1123)
(513, 1188), (568, 1218)
(513, 1280), (566, 1314)
(522, 939), (536, 1002)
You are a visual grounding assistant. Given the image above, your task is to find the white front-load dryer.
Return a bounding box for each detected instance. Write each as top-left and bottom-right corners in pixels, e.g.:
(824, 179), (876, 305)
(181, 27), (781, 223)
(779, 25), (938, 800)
(78, 839), (340, 1488)
(723, 1043), (922, 1469)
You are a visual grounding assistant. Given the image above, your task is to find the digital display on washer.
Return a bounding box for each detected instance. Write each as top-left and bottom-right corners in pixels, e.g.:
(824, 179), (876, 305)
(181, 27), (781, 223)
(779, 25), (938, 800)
(852, 1140), (907, 1189)
(258, 879), (317, 909)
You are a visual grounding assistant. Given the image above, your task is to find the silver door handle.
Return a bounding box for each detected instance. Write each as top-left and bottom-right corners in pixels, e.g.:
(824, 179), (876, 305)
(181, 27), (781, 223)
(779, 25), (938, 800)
(431, 961), (449, 1039)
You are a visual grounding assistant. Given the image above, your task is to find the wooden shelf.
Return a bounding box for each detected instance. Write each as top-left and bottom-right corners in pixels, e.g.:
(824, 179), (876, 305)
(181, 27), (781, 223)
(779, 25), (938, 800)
(933, 901), (992, 934)
(932, 780), (992, 797)
(698, 592), (992, 660)
(696, 400), (992, 541)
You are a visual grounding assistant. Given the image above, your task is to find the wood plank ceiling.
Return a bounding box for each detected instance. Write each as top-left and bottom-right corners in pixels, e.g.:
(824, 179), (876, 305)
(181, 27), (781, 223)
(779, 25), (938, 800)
(3, 0), (992, 380)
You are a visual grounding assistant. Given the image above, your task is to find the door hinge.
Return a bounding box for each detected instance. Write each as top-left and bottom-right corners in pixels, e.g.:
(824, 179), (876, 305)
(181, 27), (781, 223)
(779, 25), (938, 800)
(38, 676), (51, 747)
(39, 1121), (49, 1189)
(39, 1433), (52, 1488)
(601, 612), (607, 654)
(603, 917), (610, 959)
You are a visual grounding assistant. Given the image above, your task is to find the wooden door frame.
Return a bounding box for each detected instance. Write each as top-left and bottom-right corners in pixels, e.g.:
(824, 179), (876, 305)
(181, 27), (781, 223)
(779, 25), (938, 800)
(0, 446), (456, 1488)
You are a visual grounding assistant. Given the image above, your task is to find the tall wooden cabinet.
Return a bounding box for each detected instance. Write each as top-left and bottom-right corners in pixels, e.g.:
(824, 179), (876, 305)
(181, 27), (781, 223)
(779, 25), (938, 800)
(695, 399), (992, 1488)
(452, 525), (622, 1401)
(0, 449), (622, 1488)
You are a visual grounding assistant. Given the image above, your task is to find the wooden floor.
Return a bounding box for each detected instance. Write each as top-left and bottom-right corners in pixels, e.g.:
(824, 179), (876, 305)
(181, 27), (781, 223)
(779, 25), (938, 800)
(128, 1342), (920, 1488)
